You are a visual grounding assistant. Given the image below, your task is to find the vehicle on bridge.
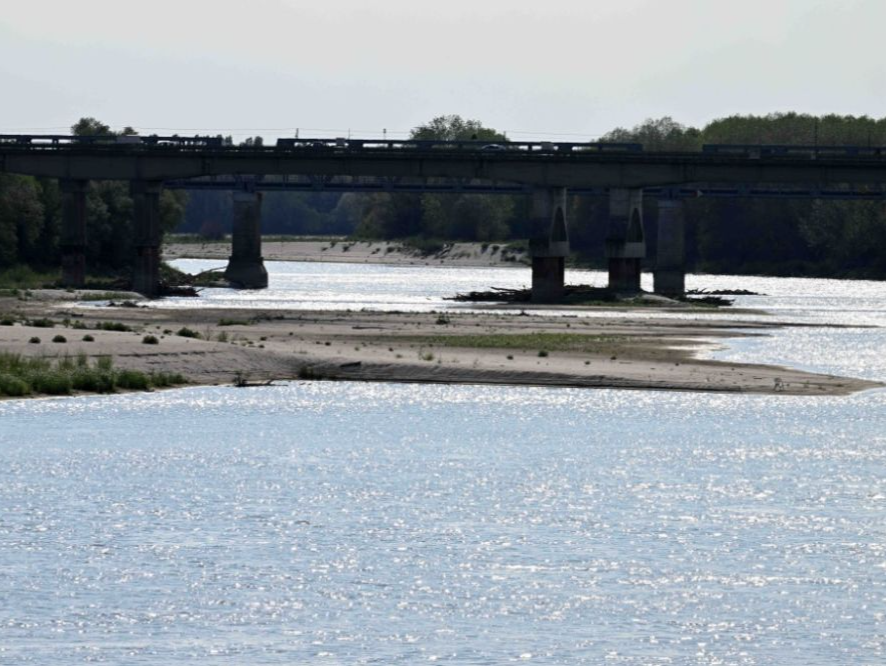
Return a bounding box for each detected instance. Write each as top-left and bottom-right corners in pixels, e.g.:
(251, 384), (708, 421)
(703, 143), (886, 159)
(271, 137), (644, 154)
(0, 134), (224, 148)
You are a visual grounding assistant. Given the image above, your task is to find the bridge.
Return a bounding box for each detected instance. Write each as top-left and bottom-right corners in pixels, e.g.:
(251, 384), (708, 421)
(3, 134), (886, 298)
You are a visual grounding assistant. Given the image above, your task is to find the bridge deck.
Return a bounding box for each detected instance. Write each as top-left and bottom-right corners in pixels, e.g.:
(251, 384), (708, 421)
(3, 136), (886, 188)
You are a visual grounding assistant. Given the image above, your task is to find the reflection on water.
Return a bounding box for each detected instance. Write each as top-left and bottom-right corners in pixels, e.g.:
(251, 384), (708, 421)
(2, 383), (886, 664)
(4, 261), (885, 663)
(161, 259), (886, 326)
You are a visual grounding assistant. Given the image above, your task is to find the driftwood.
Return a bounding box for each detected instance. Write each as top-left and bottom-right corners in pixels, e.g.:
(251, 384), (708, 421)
(449, 284), (735, 307)
(687, 288), (763, 296)
(233, 374), (277, 388)
(448, 284), (617, 304)
(684, 295), (734, 306)
(158, 283), (201, 297)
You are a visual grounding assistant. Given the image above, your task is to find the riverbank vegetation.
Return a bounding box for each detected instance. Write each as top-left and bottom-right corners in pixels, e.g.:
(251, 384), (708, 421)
(0, 352), (185, 398)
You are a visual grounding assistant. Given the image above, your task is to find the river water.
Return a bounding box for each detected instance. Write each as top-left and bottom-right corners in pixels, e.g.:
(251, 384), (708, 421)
(1, 262), (885, 665)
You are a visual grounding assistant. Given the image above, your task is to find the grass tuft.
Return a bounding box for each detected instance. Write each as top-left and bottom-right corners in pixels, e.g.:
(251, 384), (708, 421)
(95, 321), (132, 332)
(176, 327), (202, 339)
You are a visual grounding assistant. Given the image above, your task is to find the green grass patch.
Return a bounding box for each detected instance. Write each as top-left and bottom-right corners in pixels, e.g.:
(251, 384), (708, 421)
(0, 265), (58, 289)
(149, 371), (186, 387)
(116, 369), (150, 390)
(403, 333), (622, 354)
(95, 321), (133, 332)
(218, 318), (253, 326)
(77, 291), (137, 302)
(0, 352), (187, 398)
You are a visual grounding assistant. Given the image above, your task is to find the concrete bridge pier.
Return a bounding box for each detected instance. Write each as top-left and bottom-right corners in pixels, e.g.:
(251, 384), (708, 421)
(60, 179), (88, 287)
(224, 190), (268, 288)
(529, 187), (570, 303)
(654, 199), (686, 295)
(606, 188), (646, 293)
(131, 181), (163, 297)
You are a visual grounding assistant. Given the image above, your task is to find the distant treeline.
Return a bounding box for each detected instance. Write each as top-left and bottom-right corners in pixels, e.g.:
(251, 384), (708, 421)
(3, 114), (886, 281)
(176, 113), (886, 279)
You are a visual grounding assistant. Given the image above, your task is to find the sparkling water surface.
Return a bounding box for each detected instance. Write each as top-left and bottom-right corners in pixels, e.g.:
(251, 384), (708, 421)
(161, 259), (886, 328)
(3, 262), (886, 664)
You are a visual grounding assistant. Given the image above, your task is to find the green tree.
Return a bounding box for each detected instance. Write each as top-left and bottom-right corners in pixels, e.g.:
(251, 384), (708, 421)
(411, 115), (506, 142)
(0, 174), (46, 268)
(601, 116), (701, 151)
(70, 117), (112, 136)
(357, 115), (520, 242)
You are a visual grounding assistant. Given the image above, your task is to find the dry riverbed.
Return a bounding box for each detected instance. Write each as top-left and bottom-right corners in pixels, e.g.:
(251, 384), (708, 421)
(0, 290), (879, 397)
(164, 239), (529, 267)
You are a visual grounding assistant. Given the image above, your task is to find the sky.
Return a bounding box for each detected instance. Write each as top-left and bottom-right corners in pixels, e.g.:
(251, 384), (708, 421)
(0, 0), (883, 141)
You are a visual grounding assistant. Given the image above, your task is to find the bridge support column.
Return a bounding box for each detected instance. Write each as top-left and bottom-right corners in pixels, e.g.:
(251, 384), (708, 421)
(654, 199), (685, 295)
(606, 188), (646, 293)
(60, 179), (88, 288)
(131, 181), (163, 297)
(529, 187), (570, 303)
(224, 190), (268, 288)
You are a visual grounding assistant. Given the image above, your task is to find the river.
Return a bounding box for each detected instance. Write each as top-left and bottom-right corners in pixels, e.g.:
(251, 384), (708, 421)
(1, 262), (884, 665)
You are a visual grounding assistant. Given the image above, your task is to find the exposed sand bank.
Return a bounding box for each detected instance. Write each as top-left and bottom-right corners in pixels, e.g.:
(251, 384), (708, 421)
(164, 239), (530, 267)
(0, 292), (879, 397)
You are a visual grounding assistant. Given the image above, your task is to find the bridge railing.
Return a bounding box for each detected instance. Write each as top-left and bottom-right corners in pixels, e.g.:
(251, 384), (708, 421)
(272, 138), (644, 153)
(4, 134), (886, 160)
(0, 134), (644, 154)
(0, 134), (226, 148)
(702, 143), (886, 158)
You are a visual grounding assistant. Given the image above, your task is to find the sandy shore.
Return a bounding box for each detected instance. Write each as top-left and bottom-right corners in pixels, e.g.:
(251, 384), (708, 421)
(0, 290), (879, 397)
(164, 239), (530, 267)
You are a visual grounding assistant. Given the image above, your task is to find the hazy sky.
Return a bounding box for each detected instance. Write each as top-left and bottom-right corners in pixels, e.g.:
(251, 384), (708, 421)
(1, 0), (883, 140)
